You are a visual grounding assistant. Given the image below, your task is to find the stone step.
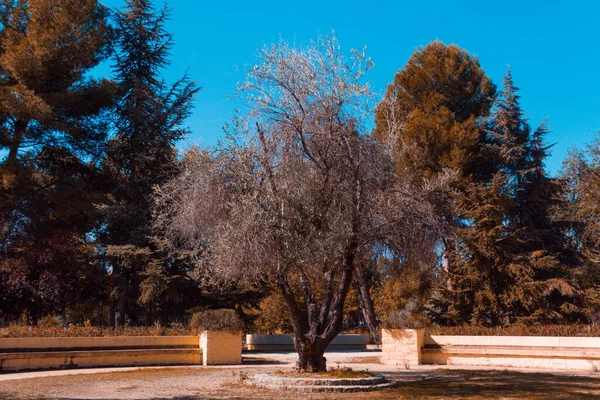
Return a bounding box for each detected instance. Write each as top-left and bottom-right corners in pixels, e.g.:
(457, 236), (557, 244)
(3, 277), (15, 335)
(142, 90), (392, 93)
(253, 372), (387, 386)
(256, 381), (396, 393)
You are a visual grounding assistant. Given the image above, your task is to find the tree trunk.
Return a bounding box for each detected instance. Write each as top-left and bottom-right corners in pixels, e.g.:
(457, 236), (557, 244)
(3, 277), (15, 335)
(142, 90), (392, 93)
(353, 268), (379, 343)
(442, 238), (454, 291)
(116, 294), (126, 328)
(96, 303), (107, 327)
(295, 337), (327, 372)
(109, 306), (116, 328)
(7, 119), (28, 168)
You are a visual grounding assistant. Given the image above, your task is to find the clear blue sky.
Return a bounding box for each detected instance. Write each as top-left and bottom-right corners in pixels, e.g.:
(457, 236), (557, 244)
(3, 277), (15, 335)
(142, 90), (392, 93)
(101, 0), (600, 176)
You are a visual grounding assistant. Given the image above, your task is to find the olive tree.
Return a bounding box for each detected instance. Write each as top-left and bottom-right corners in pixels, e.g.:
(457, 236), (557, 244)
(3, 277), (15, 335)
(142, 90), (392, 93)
(154, 35), (444, 372)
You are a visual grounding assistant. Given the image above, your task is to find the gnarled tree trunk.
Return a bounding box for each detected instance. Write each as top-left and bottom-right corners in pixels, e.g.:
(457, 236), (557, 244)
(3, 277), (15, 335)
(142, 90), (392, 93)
(295, 337), (328, 372)
(278, 246), (357, 372)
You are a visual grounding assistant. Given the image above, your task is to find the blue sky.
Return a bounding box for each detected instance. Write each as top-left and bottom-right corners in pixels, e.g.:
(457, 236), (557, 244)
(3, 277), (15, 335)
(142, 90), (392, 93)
(101, 0), (600, 175)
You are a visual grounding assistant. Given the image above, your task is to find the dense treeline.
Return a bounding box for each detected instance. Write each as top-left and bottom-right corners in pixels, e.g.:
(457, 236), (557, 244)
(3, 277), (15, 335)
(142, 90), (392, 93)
(0, 0), (599, 333)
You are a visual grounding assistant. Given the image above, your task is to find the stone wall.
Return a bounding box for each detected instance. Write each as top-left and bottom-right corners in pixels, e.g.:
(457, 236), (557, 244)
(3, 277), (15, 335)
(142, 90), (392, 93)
(380, 329), (423, 367)
(246, 334), (370, 351)
(0, 334), (243, 371)
(382, 329), (600, 372)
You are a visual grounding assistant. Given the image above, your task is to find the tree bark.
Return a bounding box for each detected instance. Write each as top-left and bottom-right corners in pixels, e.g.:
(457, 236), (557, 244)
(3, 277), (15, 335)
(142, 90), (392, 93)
(295, 338), (327, 372)
(116, 292), (126, 328)
(353, 267), (379, 343)
(7, 119), (28, 168)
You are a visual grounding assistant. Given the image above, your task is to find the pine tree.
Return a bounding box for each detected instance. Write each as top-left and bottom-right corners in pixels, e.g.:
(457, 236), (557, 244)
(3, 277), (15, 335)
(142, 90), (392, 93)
(0, 0), (115, 323)
(374, 41), (496, 183)
(374, 41), (497, 301)
(102, 0), (199, 327)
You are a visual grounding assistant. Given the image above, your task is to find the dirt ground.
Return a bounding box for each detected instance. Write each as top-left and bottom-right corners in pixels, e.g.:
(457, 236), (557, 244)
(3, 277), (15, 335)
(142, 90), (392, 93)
(2, 365), (600, 399)
(2, 352), (600, 399)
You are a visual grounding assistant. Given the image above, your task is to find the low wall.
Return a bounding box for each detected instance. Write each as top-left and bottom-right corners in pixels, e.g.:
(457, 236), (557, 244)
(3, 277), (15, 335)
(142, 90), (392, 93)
(382, 329), (600, 371)
(0, 334), (242, 372)
(246, 334), (369, 351)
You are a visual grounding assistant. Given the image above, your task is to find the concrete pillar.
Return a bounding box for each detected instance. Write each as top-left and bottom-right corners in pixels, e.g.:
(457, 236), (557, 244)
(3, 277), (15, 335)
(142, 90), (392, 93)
(200, 331), (242, 366)
(381, 329), (424, 367)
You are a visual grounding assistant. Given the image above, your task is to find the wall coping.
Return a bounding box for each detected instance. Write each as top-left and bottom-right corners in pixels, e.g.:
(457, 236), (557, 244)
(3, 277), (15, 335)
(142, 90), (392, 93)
(0, 336), (200, 351)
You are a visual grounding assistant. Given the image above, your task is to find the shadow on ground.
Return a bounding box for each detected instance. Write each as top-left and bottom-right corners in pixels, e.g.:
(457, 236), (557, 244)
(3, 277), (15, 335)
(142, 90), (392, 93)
(377, 369), (600, 399)
(242, 356), (286, 365)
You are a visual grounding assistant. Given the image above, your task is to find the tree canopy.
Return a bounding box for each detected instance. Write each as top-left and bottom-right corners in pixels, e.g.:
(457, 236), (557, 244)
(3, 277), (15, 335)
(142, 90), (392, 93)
(153, 36), (445, 371)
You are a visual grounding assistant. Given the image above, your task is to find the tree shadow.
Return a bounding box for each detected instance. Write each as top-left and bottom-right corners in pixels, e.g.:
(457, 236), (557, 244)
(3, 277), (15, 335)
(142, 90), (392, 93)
(242, 356), (286, 365)
(380, 369), (600, 399)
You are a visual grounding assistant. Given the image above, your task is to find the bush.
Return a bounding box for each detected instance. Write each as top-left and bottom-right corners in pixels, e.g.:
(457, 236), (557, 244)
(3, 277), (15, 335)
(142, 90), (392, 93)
(426, 324), (600, 337)
(38, 316), (59, 328)
(189, 309), (243, 333)
(380, 299), (428, 329)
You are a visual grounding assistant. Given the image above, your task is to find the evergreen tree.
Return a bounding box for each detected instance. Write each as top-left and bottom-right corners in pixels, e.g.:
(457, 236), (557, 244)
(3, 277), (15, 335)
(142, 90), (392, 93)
(374, 41), (497, 298)
(0, 0), (115, 323)
(374, 41), (496, 183)
(102, 0), (199, 327)
(439, 71), (587, 325)
(561, 138), (600, 319)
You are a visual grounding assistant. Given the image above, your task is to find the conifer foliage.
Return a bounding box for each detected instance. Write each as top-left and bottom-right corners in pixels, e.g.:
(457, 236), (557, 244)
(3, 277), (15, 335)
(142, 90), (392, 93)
(439, 71), (587, 325)
(374, 41), (496, 182)
(101, 0), (199, 327)
(0, 5), (599, 333)
(0, 0), (115, 323)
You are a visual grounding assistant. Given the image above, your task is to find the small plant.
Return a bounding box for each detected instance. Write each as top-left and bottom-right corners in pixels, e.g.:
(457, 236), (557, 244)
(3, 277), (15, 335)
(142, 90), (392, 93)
(38, 316), (59, 328)
(329, 365), (353, 373)
(189, 309), (243, 333)
(238, 370), (249, 382)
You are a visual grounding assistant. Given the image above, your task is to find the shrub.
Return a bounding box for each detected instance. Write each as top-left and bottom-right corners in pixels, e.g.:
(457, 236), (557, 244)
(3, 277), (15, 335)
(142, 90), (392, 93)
(426, 324), (600, 337)
(380, 299), (428, 329)
(189, 309), (243, 333)
(0, 324), (192, 338)
(38, 316), (59, 328)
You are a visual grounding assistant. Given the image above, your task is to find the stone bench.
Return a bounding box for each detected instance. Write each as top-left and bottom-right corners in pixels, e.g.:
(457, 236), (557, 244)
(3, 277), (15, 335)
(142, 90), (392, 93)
(0, 348), (202, 371)
(382, 329), (600, 371)
(0, 333), (242, 371)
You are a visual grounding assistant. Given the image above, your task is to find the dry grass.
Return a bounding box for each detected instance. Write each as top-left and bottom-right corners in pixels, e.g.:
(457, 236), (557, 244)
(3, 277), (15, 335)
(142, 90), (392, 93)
(344, 355), (381, 364)
(272, 368), (372, 378)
